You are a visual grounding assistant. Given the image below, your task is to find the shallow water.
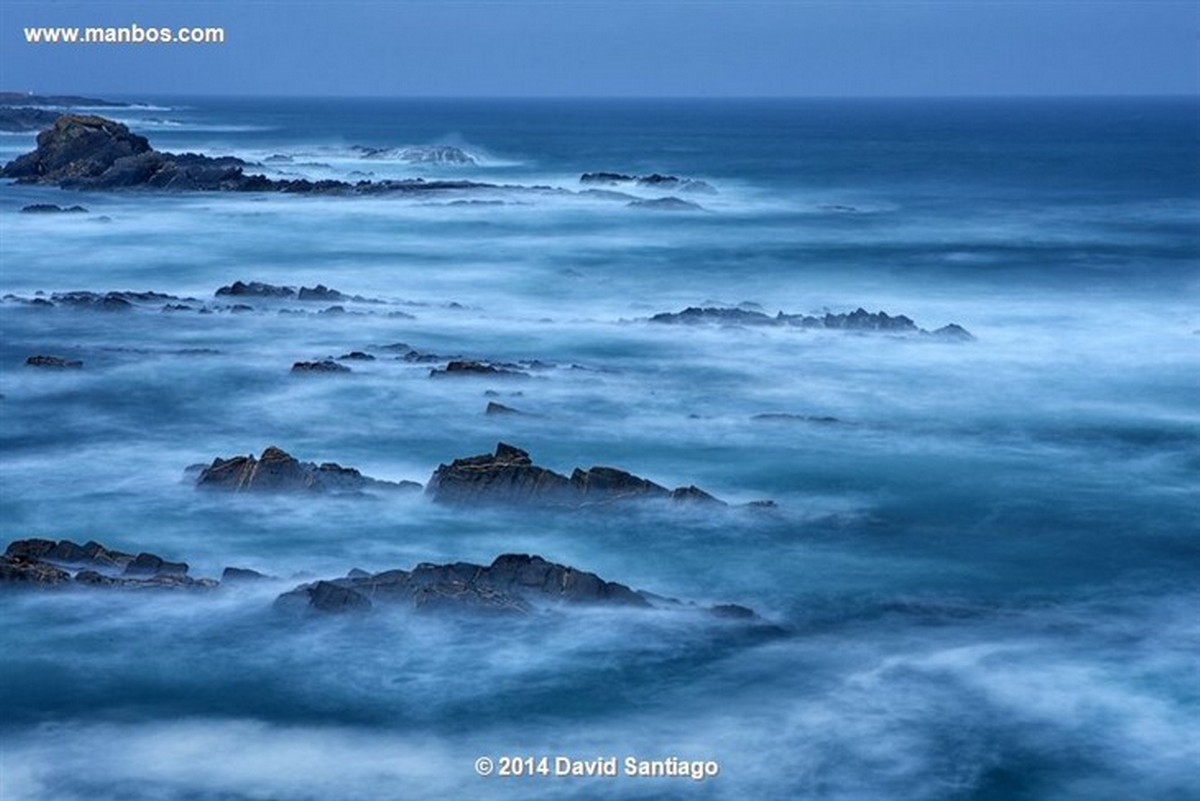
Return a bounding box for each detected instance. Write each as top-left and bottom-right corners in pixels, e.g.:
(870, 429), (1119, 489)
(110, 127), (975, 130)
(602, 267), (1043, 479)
(1, 97), (1198, 800)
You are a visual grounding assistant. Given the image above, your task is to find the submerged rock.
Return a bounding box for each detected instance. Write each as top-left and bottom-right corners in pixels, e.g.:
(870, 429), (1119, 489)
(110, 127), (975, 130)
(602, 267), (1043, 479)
(20, 203), (88, 213)
(429, 360), (530, 379)
(581, 172), (716, 194)
(485, 401), (525, 416)
(291, 360), (351, 374)
(216, 280), (295, 299)
(25, 354), (82, 369)
(627, 197), (705, 212)
(194, 446), (421, 494)
(425, 442), (726, 508)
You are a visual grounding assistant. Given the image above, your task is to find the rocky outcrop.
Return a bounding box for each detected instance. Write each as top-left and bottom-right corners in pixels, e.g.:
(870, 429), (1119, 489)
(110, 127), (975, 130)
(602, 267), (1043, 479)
(581, 172), (716, 194)
(353, 144), (476, 165)
(429, 360), (530, 379)
(193, 446), (421, 494)
(648, 305), (973, 338)
(20, 203), (88, 213)
(2, 538), (209, 589)
(276, 553), (756, 619)
(291, 360), (351, 374)
(425, 442), (724, 507)
(0, 116), (511, 195)
(215, 281), (378, 303)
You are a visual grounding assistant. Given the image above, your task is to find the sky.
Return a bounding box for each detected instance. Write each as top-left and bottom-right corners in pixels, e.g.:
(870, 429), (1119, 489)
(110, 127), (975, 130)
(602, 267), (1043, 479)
(1, 1), (1197, 98)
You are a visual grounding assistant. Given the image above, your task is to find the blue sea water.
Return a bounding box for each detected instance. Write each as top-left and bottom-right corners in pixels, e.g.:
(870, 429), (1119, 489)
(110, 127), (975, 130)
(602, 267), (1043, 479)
(0, 97), (1197, 800)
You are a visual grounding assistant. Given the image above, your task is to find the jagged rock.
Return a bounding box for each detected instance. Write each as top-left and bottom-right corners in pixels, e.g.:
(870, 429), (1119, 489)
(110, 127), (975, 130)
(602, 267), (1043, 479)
(429, 360), (530, 379)
(275, 553), (648, 616)
(20, 203), (88, 213)
(50, 290), (188, 311)
(25, 354), (82, 369)
(2, 538), (205, 589)
(275, 553), (760, 620)
(216, 281), (295, 298)
(650, 307), (774, 326)
(628, 197), (704, 212)
(426, 442), (724, 508)
(581, 172), (717, 194)
(649, 305), (971, 338)
(291, 360), (351, 374)
(297, 284), (344, 302)
(194, 446), (421, 494)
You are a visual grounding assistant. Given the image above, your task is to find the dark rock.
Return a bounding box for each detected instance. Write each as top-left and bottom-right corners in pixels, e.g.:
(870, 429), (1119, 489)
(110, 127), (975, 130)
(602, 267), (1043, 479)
(221, 566), (268, 582)
(20, 203), (88, 213)
(318, 306), (346, 315)
(627, 197), (704, 212)
(426, 442), (725, 508)
(25, 354), (82, 369)
(0, 554), (72, 585)
(485, 402), (524, 416)
(429, 361), (530, 379)
(216, 281), (295, 299)
(338, 351), (375, 361)
(3, 538), (196, 585)
(580, 171), (635, 184)
(47, 290), (186, 311)
(291, 360), (351, 374)
(297, 284), (345, 302)
(194, 446), (421, 494)
(1, 116), (531, 196)
(123, 552), (188, 577)
(650, 307), (775, 326)
(229, 304), (254, 313)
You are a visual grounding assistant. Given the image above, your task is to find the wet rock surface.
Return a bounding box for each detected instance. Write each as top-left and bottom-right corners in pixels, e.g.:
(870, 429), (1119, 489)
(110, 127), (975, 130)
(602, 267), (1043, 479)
(2, 539), (210, 590)
(193, 446), (421, 494)
(426, 442), (726, 507)
(275, 553), (757, 620)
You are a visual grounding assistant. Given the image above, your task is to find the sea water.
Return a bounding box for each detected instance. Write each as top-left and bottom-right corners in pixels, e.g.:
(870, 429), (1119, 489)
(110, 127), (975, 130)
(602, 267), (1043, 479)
(0, 97), (1197, 800)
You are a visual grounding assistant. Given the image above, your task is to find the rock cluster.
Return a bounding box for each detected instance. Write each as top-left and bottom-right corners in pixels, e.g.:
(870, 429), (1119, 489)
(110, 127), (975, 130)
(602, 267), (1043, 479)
(649, 306), (974, 338)
(2, 539), (208, 589)
(193, 446), (421, 494)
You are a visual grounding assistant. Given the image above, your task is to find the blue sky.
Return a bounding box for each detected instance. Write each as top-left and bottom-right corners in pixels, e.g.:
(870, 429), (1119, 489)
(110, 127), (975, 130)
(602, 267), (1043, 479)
(2, 1), (1197, 97)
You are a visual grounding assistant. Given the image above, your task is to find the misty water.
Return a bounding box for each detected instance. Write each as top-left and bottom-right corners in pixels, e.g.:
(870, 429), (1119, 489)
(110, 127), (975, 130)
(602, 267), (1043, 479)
(1, 98), (1197, 800)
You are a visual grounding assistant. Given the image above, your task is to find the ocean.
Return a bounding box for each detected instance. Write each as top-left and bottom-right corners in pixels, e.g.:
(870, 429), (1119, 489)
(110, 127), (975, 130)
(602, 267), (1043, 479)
(0, 97), (1197, 800)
